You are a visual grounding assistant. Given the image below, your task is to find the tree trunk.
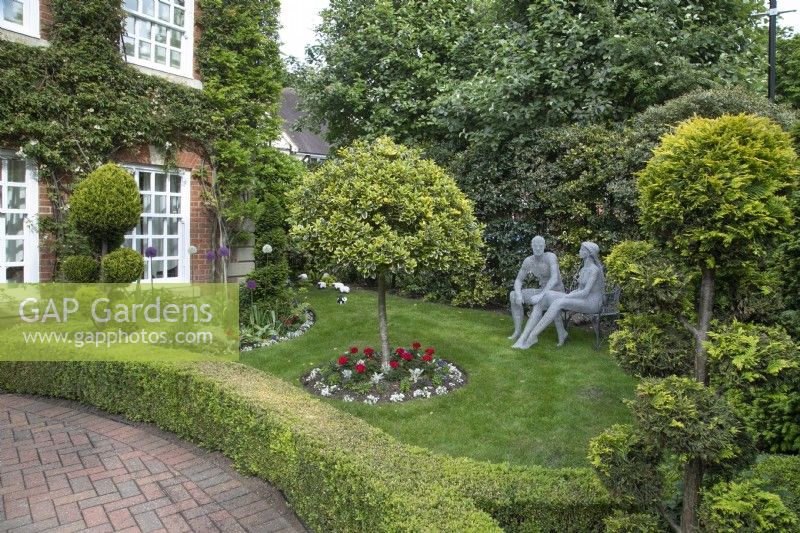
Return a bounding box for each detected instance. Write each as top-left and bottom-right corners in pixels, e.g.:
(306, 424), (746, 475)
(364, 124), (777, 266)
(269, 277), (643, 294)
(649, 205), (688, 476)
(377, 272), (391, 367)
(695, 267), (715, 385)
(101, 239), (108, 258)
(680, 267), (715, 531)
(681, 457), (703, 532)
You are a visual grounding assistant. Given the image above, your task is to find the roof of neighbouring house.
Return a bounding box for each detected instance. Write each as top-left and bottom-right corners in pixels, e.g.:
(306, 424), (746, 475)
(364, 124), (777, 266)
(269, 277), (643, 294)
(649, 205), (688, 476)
(280, 88), (330, 157)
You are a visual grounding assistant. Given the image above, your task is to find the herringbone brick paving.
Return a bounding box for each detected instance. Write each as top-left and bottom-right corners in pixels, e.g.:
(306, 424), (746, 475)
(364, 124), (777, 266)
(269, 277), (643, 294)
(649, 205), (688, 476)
(0, 394), (308, 532)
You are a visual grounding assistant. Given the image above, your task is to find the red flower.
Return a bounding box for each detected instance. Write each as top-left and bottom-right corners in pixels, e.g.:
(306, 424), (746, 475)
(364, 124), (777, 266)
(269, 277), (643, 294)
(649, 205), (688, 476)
(422, 354), (433, 362)
(412, 341), (421, 350)
(395, 347), (405, 355)
(401, 352), (413, 361)
(389, 360), (399, 369)
(350, 346), (359, 354)
(338, 356), (349, 366)
(355, 363), (366, 373)
(425, 348), (435, 356)
(364, 347), (375, 356)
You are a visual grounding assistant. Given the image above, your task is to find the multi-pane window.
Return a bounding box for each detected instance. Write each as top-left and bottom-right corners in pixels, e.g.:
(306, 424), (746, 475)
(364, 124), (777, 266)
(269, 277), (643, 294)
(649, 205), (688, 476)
(0, 153), (39, 283)
(123, 166), (190, 282)
(0, 0), (40, 38)
(122, 0), (193, 77)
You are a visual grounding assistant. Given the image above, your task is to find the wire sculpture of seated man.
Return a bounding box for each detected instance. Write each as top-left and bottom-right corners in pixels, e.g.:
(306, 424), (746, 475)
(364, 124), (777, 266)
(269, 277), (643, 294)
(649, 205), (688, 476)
(512, 241), (605, 349)
(508, 235), (565, 343)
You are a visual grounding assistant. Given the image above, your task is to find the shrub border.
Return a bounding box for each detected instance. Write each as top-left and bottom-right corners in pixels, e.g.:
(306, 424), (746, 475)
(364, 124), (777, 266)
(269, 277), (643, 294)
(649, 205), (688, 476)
(0, 361), (613, 531)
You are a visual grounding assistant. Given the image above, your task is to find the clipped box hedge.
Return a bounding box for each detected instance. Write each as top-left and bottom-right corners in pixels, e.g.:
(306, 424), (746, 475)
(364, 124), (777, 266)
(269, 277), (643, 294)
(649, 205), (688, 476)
(0, 361), (613, 531)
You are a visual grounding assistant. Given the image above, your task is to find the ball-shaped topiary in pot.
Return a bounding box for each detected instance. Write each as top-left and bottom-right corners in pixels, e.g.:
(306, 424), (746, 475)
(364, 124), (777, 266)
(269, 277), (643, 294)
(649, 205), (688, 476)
(101, 248), (144, 283)
(61, 255), (100, 283)
(69, 163), (142, 255)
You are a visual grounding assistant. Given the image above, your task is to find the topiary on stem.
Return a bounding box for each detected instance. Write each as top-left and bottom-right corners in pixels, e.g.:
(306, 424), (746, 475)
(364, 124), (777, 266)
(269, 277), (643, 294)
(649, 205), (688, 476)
(592, 114), (798, 531)
(288, 136), (487, 366)
(69, 163), (142, 256)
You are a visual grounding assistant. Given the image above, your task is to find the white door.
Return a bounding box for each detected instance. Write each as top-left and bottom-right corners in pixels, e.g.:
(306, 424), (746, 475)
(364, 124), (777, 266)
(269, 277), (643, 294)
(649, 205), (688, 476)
(0, 153), (39, 283)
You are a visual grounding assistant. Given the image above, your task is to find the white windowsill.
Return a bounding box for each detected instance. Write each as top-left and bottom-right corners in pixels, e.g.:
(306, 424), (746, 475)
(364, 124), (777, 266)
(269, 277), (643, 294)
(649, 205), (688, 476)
(0, 26), (48, 47)
(127, 62), (203, 90)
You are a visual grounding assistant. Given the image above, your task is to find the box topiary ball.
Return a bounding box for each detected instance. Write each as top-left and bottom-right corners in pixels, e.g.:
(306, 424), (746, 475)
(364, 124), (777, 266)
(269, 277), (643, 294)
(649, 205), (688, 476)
(70, 163), (142, 247)
(61, 255), (99, 283)
(101, 248), (144, 283)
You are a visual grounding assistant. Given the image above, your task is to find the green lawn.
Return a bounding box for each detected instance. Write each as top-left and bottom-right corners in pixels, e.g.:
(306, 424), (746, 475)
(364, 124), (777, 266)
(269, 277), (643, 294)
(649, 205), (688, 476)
(241, 288), (637, 468)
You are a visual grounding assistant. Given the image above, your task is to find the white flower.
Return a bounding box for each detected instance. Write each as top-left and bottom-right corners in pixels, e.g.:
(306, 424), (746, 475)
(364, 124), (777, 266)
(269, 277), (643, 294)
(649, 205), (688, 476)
(29, 140), (38, 146)
(93, 124), (101, 130)
(370, 372), (384, 384)
(341, 369), (353, 379)
(343, 395), (354, 402)
(364, 395), (379, 405)
(187, 245), (198, 255)
(164, 141), (172, 148)
(339, 285), (350, 293)
(299, 273), (308, 280)
(317, 281), (327, 289)
(333, 282), (343, 289)
(447, 365), (463, 382)
(320, 384), (338, 397)
(435, 386), (448, 395)
(409, 368), (424, 384)
(313, 381), (324, 390)
(15, 148), (25, 158)
(306, 368), (320, 381)
(413, 388), (432, 399)
(262, 244), (273, 254)
(389, 393), (405, 403)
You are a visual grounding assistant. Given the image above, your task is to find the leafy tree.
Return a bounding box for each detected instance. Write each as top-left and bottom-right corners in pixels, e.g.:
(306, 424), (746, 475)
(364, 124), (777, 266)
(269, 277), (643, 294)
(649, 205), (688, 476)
(287, 137), (486, 364)
(296, 0), (481, 148)
(777, 34), (800, 109)
(433, 0), (765, 148)
(591, 114), (798, 531)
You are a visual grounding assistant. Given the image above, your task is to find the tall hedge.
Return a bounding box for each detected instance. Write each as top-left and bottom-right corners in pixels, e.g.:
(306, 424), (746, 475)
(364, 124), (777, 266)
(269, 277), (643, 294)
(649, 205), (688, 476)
(447, 88), (798, 295)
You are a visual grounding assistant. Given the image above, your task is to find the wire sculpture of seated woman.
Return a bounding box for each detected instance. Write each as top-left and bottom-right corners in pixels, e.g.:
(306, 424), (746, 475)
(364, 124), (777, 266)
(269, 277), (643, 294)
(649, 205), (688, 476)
(512, 241), (605, 349)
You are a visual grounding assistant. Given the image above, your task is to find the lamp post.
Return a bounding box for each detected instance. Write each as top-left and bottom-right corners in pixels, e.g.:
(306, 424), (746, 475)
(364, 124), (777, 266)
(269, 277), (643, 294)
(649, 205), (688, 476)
(753, 0), (797, 101)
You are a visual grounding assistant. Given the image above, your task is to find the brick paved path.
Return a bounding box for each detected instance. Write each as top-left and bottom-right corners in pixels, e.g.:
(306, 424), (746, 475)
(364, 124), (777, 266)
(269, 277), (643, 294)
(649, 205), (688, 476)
(0, 394), (308, 533)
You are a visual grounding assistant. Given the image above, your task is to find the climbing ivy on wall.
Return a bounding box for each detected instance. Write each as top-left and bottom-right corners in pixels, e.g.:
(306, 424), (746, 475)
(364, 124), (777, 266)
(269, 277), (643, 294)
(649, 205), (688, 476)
(0, 0), (289, 277)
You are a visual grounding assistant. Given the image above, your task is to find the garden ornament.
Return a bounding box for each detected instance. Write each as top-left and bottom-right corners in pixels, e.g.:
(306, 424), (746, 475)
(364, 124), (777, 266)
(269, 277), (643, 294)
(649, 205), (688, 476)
(508, 236), (565, 342)
(512, 241), (605, 349)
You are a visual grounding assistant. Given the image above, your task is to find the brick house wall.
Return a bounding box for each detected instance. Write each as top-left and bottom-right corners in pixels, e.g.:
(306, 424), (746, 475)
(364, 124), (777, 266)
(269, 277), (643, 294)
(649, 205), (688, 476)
(3, 0), (216, 283)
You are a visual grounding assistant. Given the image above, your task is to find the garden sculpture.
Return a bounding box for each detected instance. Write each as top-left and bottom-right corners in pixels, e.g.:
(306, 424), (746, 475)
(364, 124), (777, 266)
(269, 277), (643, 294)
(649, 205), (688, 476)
(512, 241), (605, 349)
(508, 236), (565, 342)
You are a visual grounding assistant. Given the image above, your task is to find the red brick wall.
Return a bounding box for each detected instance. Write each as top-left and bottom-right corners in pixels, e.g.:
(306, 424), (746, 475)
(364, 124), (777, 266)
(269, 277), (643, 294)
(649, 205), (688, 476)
(39, 0), (53, 40)
(38, 179), (56, 281)
(38, 145), (215, 283)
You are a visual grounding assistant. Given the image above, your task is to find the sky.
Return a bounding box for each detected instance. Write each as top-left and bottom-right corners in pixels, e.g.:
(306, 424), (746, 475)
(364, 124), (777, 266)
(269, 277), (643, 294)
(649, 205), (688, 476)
(278, 0), (329, 60)
(278, 1), (800, 61)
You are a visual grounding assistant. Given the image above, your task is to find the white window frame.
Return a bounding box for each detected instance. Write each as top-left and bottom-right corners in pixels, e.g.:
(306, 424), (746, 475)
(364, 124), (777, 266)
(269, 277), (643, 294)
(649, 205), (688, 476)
(0, 0), (40, 39)
(122, 0), (195, 80)
(123, 164), (191, 283)
(0, 149), (39, 283)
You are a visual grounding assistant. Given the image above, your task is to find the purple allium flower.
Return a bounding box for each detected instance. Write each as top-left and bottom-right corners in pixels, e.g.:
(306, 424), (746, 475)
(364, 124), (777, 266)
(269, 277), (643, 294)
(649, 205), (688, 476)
(205, 250), (216, 262)
(245, 279), (256, 290)
(218, 246), (230, 258)
(144, 246), (158, 258)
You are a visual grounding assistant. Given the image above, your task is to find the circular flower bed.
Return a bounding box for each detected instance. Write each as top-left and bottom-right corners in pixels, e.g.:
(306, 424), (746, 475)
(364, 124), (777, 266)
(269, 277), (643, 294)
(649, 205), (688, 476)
(301, 343), (467, 404)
